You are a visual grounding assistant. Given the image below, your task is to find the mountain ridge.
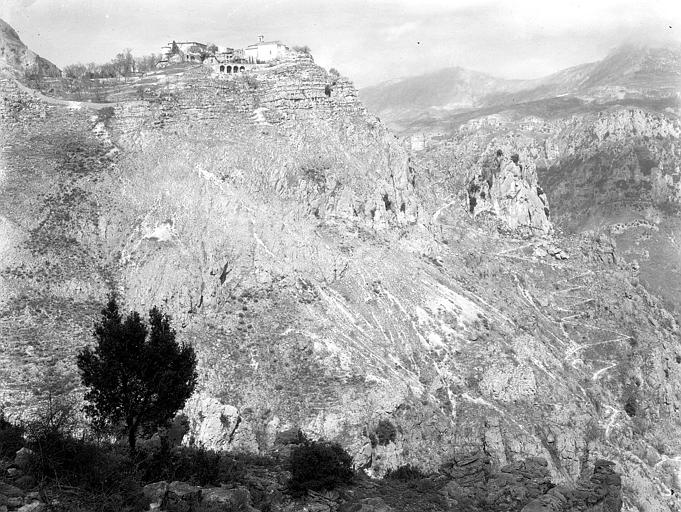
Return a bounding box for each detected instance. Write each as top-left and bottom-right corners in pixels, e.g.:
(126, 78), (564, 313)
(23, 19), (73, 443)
(360, 43), (681, 134)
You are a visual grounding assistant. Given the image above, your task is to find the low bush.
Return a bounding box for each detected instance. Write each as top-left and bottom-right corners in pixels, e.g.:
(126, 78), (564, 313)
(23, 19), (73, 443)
(384, 464), (427, 481)
(374, 419), (397, 446)
(137, 438), (257, 486)
(287, 439), (354, 496)
(26, 430), (148, 511)
(138, 442), (221, 486)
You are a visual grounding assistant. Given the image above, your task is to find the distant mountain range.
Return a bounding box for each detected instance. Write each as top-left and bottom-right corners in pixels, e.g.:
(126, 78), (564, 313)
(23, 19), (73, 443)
(360, 44), (681, 134)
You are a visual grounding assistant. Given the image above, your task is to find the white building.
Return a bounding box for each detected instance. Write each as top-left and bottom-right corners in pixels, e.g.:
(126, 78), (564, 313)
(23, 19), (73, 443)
(244, 36), (289, 63)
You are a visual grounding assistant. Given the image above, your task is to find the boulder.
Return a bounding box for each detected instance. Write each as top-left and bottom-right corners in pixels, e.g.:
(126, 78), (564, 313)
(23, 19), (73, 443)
(6, 468), (22, 478)
(0, 482), (24, 498)
(340, 497), (394, 512)
(534, 247), (548, 258)
(143, 481), (169, 507)
(166, 481), (201, 512)
(274, 428), (303, 446)
(16, 503), (45, 512)
(6, 497), (23, 509)
(440, 452), (491, 487)
(304, 502), (331, 512)
(202, 486), (256, 510)
(521, 488), (568, 511)
(13, 448), (33, 471)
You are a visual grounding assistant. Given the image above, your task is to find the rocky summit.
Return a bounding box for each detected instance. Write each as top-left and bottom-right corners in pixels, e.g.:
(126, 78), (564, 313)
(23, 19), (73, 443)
(1, 18), (681, 512)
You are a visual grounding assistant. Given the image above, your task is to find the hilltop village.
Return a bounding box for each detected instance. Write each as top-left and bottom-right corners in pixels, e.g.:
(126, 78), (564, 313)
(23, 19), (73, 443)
(158, 36), (293, 74)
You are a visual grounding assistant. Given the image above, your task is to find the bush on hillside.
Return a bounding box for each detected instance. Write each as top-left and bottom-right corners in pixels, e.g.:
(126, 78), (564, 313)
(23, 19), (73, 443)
(19, 408), (148, 511)
(384, 464), (427, 481)
(287, 439), (354, 496)
(138, 440), (223, 486)
(374, 419), (397, 446)
(0, 411), (24, 458)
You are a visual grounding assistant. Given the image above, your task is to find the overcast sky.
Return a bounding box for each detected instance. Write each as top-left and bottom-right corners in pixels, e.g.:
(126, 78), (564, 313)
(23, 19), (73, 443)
(2, 0), (680, 87)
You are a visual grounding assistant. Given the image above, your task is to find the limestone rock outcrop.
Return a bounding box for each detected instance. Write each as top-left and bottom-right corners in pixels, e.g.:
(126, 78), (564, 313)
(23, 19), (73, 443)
(521, 460), (622, 512)
(0, 19), (60, 77)
(467, 151), (551, 233)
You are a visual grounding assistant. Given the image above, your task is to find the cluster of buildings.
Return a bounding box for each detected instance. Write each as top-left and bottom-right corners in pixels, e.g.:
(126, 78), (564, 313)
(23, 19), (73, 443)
(158, 36), (291, 74)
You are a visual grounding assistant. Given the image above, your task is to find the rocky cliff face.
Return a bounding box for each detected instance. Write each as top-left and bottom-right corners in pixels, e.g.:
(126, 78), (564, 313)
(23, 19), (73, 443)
(0, 19), (61, 78)
(466, 150), (551, 234)
(3, 27), (681, 512)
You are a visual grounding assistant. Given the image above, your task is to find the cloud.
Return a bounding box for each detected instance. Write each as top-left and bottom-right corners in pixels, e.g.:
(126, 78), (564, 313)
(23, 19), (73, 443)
(380, 21), (420, 41)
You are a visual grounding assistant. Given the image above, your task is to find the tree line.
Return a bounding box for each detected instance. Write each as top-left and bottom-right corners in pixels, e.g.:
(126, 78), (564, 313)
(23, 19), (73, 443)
(62, 49), (161, 80)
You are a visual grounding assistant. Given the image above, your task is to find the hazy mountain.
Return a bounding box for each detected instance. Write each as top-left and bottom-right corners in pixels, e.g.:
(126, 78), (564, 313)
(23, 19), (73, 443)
(358, 67), (534, 128)
(361, 44), (681, 134)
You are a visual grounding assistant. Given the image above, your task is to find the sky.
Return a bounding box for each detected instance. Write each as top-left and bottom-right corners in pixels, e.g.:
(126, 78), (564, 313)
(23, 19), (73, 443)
(2, 0), (681, 87)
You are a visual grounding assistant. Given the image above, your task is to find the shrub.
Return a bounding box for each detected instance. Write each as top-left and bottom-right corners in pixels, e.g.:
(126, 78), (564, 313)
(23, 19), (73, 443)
(374, 419), (397, 446)
(137, 440), (249, 486)
(0, 411), (24, 458)
(218, 454), (247, 483)
(242, 74), (258, 90)
(624, 396), (637, 417)
(169, 446), (221, 486)
(137, 441), (215, 486)
(287, 439), (354, 496)
(384, 464), (427, 481)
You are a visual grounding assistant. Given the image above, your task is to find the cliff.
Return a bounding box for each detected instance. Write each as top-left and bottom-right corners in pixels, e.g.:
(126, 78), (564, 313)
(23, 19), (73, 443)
(0, 19), (61, 78)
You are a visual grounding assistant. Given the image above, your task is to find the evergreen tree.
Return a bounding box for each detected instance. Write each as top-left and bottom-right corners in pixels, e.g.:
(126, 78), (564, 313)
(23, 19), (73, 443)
(77, 295), (197, 454)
